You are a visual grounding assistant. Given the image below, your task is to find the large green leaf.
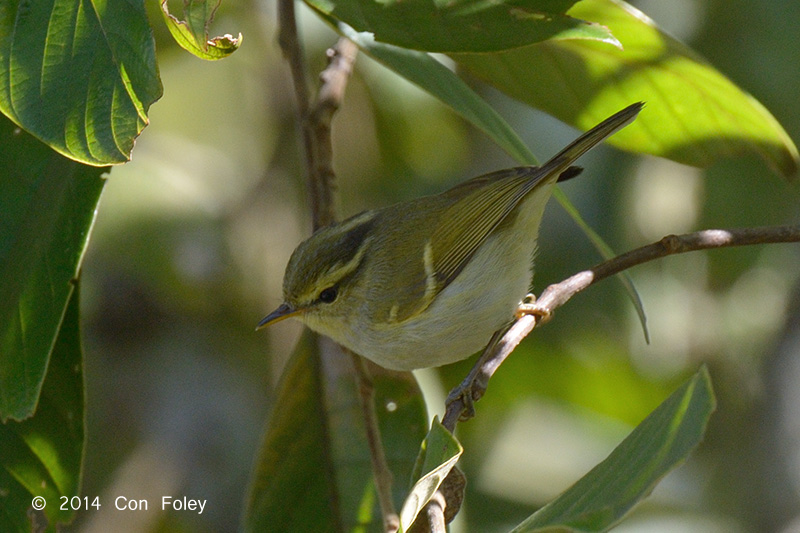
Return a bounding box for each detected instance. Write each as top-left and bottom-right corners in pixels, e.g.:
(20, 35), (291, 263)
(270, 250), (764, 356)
(511, 366), (715, 532)
(0, 289), (85, 532)
(0, 114), (106, 421)
(307, 0), (619, 53)
(244, 332), (339, 532)
(452, 0), (799, 177)
(0, 0), (162, 165)
(244, 331), (428, 532)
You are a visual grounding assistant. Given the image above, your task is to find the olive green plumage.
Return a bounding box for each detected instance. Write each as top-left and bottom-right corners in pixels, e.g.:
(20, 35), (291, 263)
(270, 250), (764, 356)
(260, 103), (643, 370)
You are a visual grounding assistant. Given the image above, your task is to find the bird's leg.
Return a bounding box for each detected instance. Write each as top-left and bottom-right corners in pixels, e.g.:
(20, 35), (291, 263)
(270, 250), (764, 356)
(443, 294), (551, 430)
(515, 293), (553, 323)
(443, 328), (505, 428)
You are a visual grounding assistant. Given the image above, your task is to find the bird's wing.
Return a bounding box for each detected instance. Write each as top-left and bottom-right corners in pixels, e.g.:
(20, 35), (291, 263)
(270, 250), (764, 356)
(387, 102), (644, 323)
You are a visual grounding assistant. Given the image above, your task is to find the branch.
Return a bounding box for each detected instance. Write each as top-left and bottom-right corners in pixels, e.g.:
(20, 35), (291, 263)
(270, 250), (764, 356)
(443, 224), (800, 431)
(278, 5), (403, 530)
(350, 353), (401, 532)
(278, 0), (358, 229)
(546, 225), (800, 313)
(307, 38), (359, 229)
(277, 0), (315, 212)
(304, 38), (403, 529)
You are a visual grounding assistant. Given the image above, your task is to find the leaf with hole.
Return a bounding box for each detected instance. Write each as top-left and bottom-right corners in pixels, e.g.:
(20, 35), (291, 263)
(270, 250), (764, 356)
(161, 0), (242, 60)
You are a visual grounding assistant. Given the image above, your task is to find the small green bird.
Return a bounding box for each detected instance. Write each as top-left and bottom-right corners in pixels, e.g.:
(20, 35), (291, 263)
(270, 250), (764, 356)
(259, 103), (643, 370)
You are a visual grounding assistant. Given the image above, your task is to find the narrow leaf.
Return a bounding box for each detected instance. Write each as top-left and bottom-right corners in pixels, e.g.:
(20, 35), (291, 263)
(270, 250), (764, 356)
(160, 0), (242, 60)
(339, 25), (539, 165)
(511, 366), (715, 532)
(309, 0), (618, 53)
(0, 288), (85, 532)
(0, 0), (163, 165)
(453, 0), (799, 177)
(244, 331), (340, 532)
(0, 115), (105, 421)
(400, 418), (463, 531)
(552, 188), (649, 341)
(244, 332), (427, 531)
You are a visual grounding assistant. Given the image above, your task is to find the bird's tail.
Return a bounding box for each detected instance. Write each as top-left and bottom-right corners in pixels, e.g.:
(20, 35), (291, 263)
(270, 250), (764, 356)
(541, 102), (644, 176)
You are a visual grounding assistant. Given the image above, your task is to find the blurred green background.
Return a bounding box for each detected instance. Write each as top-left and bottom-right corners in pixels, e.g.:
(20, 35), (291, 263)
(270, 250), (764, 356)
(70, 0), (799, 531)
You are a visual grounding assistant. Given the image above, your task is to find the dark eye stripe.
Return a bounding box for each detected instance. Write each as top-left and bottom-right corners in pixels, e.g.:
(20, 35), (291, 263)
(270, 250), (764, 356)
(337, 213), (376, 259)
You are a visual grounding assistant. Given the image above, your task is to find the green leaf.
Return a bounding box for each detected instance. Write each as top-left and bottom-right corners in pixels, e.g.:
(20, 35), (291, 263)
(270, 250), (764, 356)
(452, 0), (800, 178)
(0, 115), (106, 421)
(400, 418), (462, 531)
(552, 187), (649, 342)
(244, 331), (428, 532)
(310, 0), (619, 53)
(340, 25), (540, 166)
(371, 363), (432, 511)
(510, 366), (715, 532)
(0, 288), (85, 532)
(244, 331), (339, 532)
(0, 0), (162, 165)
(160, 0), (242, 60)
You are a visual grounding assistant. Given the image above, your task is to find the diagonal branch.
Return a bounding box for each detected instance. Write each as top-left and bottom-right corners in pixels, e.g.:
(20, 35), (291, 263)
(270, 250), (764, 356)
(443, 224), (800, 431)
(547, 225), (800, 313)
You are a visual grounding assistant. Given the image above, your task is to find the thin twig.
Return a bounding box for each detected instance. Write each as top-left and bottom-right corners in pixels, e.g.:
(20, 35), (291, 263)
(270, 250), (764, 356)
(277, 0), (317, 220)
(305, 38), (403, 529)
(277, 0), (310, 113)
(443, 224), (800, 431)
(308, 38), (359, 228)
(278, 0), (358, 229)
(278, 5), (401, 530)
(408, 490), (446, 533)
(350, 353), (401, 532)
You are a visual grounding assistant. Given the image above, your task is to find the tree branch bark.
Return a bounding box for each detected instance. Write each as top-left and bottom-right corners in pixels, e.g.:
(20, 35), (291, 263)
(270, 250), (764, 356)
(443, 224), (800, 431)
(277, 4), (402, 530)
(350, 352), (401, 532)
(278, 0), (357, 230)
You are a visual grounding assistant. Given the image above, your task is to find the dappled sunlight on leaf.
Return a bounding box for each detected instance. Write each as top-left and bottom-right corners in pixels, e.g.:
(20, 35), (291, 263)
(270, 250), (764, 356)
(453, 0), (799, 177)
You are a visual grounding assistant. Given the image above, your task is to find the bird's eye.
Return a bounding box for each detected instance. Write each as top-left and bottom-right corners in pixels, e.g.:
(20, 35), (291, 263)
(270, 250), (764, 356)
(319, 287), (338, 304)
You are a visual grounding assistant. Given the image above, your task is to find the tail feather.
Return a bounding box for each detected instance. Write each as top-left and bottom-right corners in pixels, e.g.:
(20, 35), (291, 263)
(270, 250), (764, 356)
(541, 102), (644, 176)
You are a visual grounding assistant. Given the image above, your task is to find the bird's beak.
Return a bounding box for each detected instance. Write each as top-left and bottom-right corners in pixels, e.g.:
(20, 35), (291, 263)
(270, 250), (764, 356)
(256, 303), (301, 330)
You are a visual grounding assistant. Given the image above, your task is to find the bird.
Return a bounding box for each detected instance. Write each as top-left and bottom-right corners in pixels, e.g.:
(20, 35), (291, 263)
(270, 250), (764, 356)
(258, 103), (643, 370)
